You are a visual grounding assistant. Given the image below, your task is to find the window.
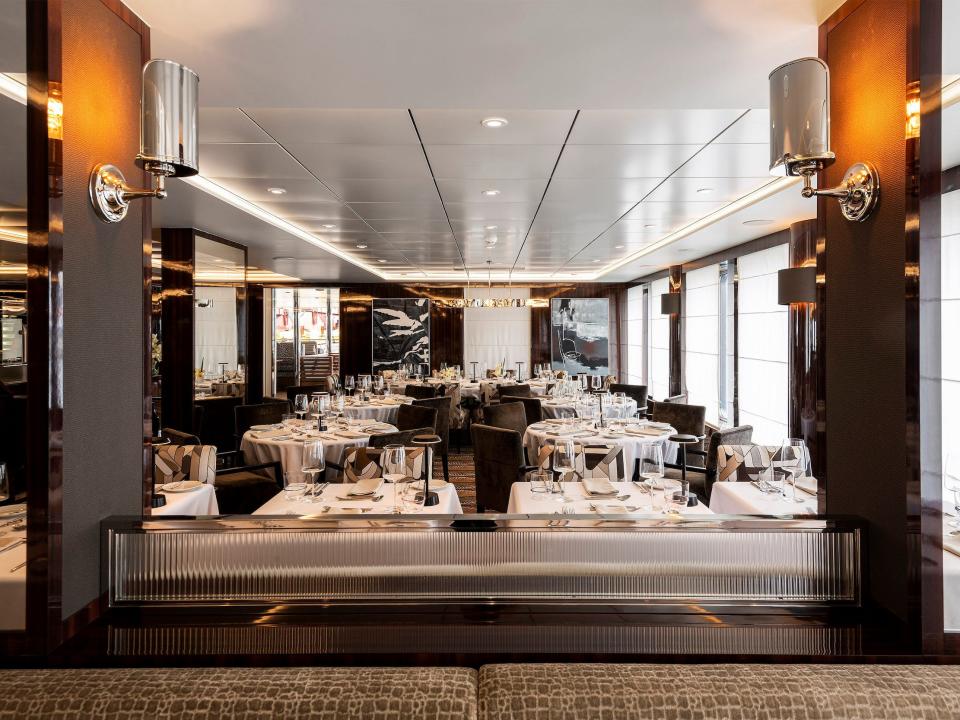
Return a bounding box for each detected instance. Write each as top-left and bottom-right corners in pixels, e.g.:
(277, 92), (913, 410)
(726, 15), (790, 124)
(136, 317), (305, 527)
(649, 277), (670, 401)
(625, 284), (645, 385)
(683, 264), (720, 425)
(943, 190), (960, 515)
(736, 244), (789, 443)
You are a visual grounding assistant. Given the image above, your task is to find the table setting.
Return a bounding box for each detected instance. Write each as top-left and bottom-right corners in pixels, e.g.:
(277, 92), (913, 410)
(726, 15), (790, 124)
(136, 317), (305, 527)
(709, 475), (818, 515)
(507, 478), (713, 517)
(0, 502), (26, 631)
(336, 394), (413, 423)
(254, 476), (463, 515)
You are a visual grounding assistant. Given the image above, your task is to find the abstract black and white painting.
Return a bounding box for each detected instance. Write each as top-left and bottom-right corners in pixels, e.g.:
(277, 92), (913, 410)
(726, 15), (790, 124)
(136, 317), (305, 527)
(550, 298), (609, 374)
(372, 298), (430, 371)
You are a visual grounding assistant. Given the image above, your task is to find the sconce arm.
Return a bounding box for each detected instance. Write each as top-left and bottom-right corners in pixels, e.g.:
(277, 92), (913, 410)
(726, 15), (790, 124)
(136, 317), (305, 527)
(800, 174), (851, 200)
(796, 161), (879, 223)
(118, 174), (167, 202)
(90, 163), (168, 223)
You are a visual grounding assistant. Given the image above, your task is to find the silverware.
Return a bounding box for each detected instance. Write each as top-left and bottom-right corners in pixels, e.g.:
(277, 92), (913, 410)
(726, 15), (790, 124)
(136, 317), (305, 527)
(0, 539), (25, 554)
(631, 481), (651, 494)
(9, 560), (25, 573)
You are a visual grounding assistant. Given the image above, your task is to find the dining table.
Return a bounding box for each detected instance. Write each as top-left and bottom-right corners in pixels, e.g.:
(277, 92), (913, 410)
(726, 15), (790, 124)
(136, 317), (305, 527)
(337, 395), (413, 424)
(540, 396), (638, 420)
(0, 503), (26, 631)
(254, 479), (463, 515)
(241, 419), (399, 483)
(944, 530), (960, 631)
(151, 483), (221, 516)
(709, 478), (818, 515)
(506, 481), (714, 516)
(523, 419), (678, 479)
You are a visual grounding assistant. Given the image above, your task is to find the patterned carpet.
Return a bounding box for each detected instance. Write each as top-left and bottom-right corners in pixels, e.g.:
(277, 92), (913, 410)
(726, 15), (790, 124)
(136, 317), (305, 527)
(435, 451), (477, 513)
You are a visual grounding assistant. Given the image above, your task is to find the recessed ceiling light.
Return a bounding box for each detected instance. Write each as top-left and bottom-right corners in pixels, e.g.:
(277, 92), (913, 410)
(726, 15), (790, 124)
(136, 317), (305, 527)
(481, 117), (508, 129)
(272, 256), (296, 261)
(481, 189), (501, 197)
(695, 187), (713, 194)
(266, 187), (286, 195)
(742, 219), (773, 226)
(484, 225), (498, 231)
(377, 259), (387, 263)
(614, 245), (624, 249)
(320, 223), (337, 229)
(592, 259), (600, 263)
(355, 243), (368, 249)
(643, 223), (656, 229)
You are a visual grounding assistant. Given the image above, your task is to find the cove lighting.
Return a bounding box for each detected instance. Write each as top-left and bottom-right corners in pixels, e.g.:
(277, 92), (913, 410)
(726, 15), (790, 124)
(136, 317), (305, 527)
(320, 224), (337, 229)
(481, 117), (509, 129)
(0, 73), (26, 105)
(743, 218), (773, 226)
(0, 228), (27, 244)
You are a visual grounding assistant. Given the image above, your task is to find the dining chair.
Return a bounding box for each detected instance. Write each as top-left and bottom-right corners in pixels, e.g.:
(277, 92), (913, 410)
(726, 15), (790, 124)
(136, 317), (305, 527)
(442, 383), (467, 452)
(609, 383), (648, 415)
(483, 401), (529, 436)
(471, 423), (538, 512)
(285, 384), (326, 409)
(368, 427), (436, 449)
(498, 384), (531, 399)
(404, 384), (438, 399)
(513, 396), (543, 426)
(339, 446), (425, 484)
(412, 396), (453, 482)
(234, 402), (290, 446)
(663, 425), (754, 501)
(396, 404), (438, 433)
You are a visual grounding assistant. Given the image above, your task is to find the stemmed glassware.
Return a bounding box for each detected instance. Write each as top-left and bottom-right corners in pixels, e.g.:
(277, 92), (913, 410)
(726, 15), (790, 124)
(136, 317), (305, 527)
(383, 444), (406, 513)
(301, 440), (326, 503)
(551, 440), (576, 501)
(293, 393), (309, 422)
(344, 375), (356, 396)
(778, 438), (810, 504)
(591, 375), (602, 391)
(639, 445), (664, 511)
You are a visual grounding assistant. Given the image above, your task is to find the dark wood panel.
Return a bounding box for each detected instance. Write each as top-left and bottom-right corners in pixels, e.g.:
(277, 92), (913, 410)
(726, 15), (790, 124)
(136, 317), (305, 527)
(246, 284), (265, 404)
(159, 228), (194, 433)
(667, 267), (682, 398)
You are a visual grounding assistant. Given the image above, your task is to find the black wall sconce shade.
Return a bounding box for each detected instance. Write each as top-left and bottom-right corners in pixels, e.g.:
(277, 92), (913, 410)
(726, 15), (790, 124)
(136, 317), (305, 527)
(777, 266), (817, 305)
(660, 292), (681, 315)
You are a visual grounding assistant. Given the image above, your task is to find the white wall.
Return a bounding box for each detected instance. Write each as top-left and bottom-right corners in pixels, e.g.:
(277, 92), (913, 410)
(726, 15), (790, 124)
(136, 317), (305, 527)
(194, 285), (239, 372)
(463, 287), (531, 375)
(943, 191), (960, 486)
(684, 264), (720, 425)
(624, 285), (645, 385)
(649, 277), (670, 401)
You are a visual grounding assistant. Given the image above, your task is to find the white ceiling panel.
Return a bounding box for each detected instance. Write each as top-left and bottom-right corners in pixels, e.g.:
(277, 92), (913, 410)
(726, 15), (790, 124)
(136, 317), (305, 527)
(321, 177), (440, 203)
(673, 142), (770, 178)
(619, 200), (728, 230)
(534, 200), (635, 223)
(200, 108), (273, 143)
(347, 201), (446, 220)
(444, 202), (538, 221)
(436, 178), (548, 204)
(287, 143), (430, 179)
(244, 108), (419, 145)
(554, 144), (699, 178)
(644, 176), (771, 203)
(425, 145), (561, 179)
(412, 109), (576, 145)
(199, 143), (313, 179)
(365, 218), (457, 234)
(569, 109), (745, 145)
(542, 177), (663, 205)
(715, 108), (770, 144)
(207, 176), (338, 203)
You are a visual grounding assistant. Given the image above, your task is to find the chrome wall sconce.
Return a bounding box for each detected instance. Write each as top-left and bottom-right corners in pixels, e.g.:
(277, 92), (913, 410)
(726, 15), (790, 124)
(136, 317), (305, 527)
(777, 266), (817, 305)
(769, 57), (879, 222)
(660, 292), (681, 315)
(90, 59), (199, 223)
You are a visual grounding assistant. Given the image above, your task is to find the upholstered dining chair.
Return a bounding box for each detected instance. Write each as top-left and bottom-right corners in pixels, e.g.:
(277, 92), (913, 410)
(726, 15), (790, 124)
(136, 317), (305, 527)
(650, 400), (707, 465)
(532, 442), (626, 484)
(442, 383), (467, 452)
(662, 425), (753, 501)
(412, 396), (453, 482)
(285, 384), (326, 408)
(338, 445), (425, 484)
(498, 384), (531, 400)
(404, 384), (438, 399)
(368, 427), (436, 449)
(483, 401), (529, 436)
(234, 402), (290, 446)
(609, 383), (648, 415)
(513, 396), (543, 426)
(396, 404), (438, 433)
(471, 424), (538, 512)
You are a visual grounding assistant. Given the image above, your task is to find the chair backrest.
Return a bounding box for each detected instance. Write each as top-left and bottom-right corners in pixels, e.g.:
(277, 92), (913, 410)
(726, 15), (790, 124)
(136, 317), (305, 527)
(716, 442), (779, 483)
(663, 393), (688, 404)
(161, 427), (201, 446)
(154, 444), (217, 485)
(194, 395), (244, 452)
(706, 425), (754, 472)
(234, 402), (289, 439)
(396, 403), (438, 432)
(651, 401), (706, 437)
(609, 383), (648, 410)
(532, 442), (625, 483)
(405, 384), (438, 399)
(368, 427), (435, 448)
(483, 401), (528, 436)
(341, 445), (425, 482)
(470, 423), (525, 512)
(192, 404), (205, 436)
(514, 396), (543, 426)
(412, 396), (453, 450)
(498, 384), (531, 399)
(441, 383), (466, 430)
(285, 384), (326, 408)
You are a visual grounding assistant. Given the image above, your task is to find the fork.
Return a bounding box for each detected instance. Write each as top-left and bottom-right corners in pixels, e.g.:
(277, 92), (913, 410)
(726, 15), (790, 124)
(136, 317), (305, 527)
(9, 560), (26, 573)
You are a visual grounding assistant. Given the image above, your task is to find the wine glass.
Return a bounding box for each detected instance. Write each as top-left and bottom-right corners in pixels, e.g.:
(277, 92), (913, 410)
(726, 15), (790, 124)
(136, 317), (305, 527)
(779, 438), (810, 504)
(552, 440), (576, 501)
(344, 375), (355, 396)
(397, 475), (426, 513)
(591, 375), (602, 391)
(301, 440), (326, 503)
(639, 445), (664, 511)
(383, 444), (406, 513)
(293, 393), (309, 421)
(945, 454), (960, 529)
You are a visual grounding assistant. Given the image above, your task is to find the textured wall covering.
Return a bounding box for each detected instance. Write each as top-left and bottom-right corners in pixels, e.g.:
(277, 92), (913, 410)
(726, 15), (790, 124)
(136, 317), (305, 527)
(821, 0), (909, 618)
(61, 0), (147, 619)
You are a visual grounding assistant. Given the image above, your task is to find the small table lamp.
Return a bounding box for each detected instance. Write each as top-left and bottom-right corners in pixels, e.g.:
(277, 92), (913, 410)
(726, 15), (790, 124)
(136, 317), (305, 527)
(411, 434), (442, 507)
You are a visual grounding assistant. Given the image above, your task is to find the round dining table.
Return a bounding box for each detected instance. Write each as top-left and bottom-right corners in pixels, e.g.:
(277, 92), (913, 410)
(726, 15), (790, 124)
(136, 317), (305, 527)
(540, 396), (638, 420)
(241, 420), (398, 483)
(523, 420), (677, 479)
(337, 395), (413, 424)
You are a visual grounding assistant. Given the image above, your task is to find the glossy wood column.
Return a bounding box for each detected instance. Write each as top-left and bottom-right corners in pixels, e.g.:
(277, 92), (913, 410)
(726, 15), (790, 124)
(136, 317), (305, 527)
(667, 266), (683, 398)
(787, 220), (823, 492)
(159, 228), (194, 434)
(245, 284), (265, 404)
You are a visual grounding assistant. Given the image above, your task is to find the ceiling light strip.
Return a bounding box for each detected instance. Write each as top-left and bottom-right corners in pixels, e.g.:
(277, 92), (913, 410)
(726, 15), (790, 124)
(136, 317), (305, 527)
(0, 73), (27, 106)
(555, 108), (751, 278)
(509, 110), (580, 278)
(407, 109), (470, 278)
(596, 176), (800, 276)
(182, 175), (387, 277)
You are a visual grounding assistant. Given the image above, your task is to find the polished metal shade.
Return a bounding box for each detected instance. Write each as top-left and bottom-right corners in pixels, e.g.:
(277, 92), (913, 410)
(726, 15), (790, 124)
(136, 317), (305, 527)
(777, 266), (817, 305)
(768, 57), (834, 176)
(660, 292), (681, 315)
(138, 59), (199, 177)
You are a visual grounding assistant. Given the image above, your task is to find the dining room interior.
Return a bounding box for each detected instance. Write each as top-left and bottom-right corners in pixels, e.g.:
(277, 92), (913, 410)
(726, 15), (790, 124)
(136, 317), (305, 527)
(1, 0), (960, 715)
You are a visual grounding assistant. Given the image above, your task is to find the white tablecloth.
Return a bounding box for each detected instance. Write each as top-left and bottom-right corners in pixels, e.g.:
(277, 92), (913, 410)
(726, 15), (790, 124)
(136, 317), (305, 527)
(507, 481), (714, 516)
(709, 480), (818, 515)
(0, 504), (26, 631)
(523, 422), (676, 480)
(254, 480), (462, 515)
(241, 423), (399, 483)
(340, 396), (412, 423)
(540, 398), (638, 420)
(153, 483), (220, 516)
(945, 543), (960, 632)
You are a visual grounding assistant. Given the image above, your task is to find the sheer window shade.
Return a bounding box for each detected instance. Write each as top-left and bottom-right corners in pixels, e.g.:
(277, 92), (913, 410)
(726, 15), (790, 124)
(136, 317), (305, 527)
(625, 285), (645, 385)
(684, 265), (720, 425)
(649, 277), (670, 401)
(737, 244), (789, 443)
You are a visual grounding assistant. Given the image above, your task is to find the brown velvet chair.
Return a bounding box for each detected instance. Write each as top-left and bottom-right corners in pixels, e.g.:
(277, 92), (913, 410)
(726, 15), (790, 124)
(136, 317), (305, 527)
(396, 403), (438, 432)
(650, 401), (707, 477)
(664, 424), (755, 501)
(413, 396), (453, 482)
(609, 383), (648, 414)
(498, 384), (531, 399)
(483, 401), (528, 436)
(368, 427), (436, 449)
(160, 427), (200, 446)
(513, 397), (543, 426)
(471, 423), (538, 513)
(285, 384), (326, 408)
(234, 402), (290, 445)
(404, 384), (438, 399)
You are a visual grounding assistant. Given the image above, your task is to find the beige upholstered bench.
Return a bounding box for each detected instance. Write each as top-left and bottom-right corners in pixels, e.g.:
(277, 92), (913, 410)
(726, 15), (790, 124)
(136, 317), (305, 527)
(0, 667), (478, 719)
(478, 663), (960, 719)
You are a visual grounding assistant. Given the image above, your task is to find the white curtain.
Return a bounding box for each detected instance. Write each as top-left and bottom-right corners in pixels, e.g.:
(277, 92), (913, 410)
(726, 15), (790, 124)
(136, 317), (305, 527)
(737, 244), (789, 443)
(194, 285), (238, 373)
(649, 277), (670, 401)
(463, 287), (531, 375)
(625, 285), (645, 385)
(684, 264), (720, 425)
(942, 191), (960, 497)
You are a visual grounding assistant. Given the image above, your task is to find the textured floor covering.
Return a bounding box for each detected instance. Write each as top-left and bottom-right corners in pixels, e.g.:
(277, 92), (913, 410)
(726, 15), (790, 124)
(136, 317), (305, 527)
(436, 451), (476, 513)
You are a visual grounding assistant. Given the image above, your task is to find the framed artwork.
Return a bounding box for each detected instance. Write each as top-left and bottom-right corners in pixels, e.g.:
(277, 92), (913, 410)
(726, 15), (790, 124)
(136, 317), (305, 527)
(372, 298), (430, 371)
(550, 298), (609, 374)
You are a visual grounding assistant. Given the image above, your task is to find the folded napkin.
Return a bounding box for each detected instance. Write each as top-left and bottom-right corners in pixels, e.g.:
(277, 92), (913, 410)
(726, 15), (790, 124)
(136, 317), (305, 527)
(346, 477), (383, 497)
(582, 477), (618, 496)
(252, 428), (288, 440)
(626, 427), (665, 437)
(546, 429), (576, 437)
(336, 429), (368, 439)
(945, 533), (960, 559)
(543, 418), (567, 425)
(589, 504), (628, 514)
(794, 476), (818, 495)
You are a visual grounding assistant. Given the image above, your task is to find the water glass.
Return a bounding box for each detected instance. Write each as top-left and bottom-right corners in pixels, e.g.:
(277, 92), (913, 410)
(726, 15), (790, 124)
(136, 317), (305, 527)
(383, 444), (406, 483)
(665, 480), (686, 515)
(294, 393), (309, 420)
(528, 469), (550, 494)
(398, 476), (425, 513)
(301, 440), (325, 503)
(283, 473), (306, 501)
(639, 445), (664, 511)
